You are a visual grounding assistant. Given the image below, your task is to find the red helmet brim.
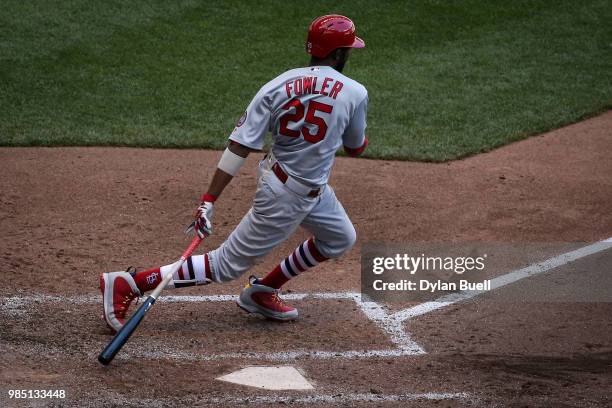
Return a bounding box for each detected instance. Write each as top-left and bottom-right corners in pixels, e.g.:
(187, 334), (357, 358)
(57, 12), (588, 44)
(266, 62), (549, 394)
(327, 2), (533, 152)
(351, 36), (365, 49)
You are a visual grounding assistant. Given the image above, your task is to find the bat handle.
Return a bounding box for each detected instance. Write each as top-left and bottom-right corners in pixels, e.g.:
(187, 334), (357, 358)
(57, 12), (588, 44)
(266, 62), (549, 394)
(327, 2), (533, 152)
(148, 235), (206, 301)
(181, 235), (205, 260)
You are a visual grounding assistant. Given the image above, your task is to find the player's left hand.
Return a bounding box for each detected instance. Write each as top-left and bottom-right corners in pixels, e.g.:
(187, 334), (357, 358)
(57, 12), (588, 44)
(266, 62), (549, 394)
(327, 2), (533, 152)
(186, 201), (214, 238)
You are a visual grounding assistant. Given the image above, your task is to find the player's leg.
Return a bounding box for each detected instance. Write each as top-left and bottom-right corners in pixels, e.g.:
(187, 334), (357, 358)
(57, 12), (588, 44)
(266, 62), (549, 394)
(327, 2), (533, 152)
(236, 235), (330, 321)
(218, 173), (321, 321)
(100, 257), (213, 332)
(100, 248), (214, 330)
(100, 169), (310, 330)
(256, 237), (329, 289)
(117, 169), (307, 290)
(129, 253), (213, 292)
(206, 168), (315, 282)
(257, 184), (356, 289)
(239, 185), (356, 321)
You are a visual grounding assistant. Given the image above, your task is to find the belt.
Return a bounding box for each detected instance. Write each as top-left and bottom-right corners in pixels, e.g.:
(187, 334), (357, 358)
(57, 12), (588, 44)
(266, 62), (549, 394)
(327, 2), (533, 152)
(272, 162), (321, 198)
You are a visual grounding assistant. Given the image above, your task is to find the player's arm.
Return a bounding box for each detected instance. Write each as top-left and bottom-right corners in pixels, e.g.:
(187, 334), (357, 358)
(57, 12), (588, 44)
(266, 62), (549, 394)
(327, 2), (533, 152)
(189, 87), (271, 238)
(189, 142), (258, 238)
(344, 136), (368, 157)
(204, 141), (257, 199)
(342, 95), (369, 157)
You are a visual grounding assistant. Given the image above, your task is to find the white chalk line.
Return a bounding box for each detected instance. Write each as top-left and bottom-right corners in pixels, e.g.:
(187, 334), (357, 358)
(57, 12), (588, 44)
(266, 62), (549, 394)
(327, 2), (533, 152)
(0, 341), (474, 405)
(107, 391), (472, 406)
(212, 391), (473, 405)
(391, 238), (612, 322)
(2, 237), (611, 363)
(113, 345), (419, 363)
(0, 292), (357, 307)
(0, 291), (426, 360)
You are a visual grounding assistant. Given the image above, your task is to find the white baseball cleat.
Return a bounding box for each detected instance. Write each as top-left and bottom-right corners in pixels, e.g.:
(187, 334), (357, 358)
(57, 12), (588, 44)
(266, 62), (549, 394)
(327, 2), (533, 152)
(237, 276), (298, 321)
(99, 268), (141, 333)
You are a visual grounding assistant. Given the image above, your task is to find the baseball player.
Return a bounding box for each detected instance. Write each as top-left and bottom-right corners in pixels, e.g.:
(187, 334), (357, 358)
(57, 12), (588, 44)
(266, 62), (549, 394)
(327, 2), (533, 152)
(100, 14), (368, 332)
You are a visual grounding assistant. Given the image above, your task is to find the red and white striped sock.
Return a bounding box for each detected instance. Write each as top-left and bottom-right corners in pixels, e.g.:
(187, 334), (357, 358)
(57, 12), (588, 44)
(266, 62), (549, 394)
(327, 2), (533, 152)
(134, 253), (213, 293)
(259, 237), (328, 289)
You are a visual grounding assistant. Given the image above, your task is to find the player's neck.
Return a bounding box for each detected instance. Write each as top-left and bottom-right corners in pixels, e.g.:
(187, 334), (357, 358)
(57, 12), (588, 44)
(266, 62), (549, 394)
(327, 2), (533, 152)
(308, 63), (342, 74)
(309, 57), (335, 68)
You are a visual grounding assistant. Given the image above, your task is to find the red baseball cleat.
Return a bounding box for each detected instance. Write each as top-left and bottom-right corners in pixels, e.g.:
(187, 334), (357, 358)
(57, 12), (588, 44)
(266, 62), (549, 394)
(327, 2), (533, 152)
(236, 276), (298, 321)
(100, 268), (141, 333)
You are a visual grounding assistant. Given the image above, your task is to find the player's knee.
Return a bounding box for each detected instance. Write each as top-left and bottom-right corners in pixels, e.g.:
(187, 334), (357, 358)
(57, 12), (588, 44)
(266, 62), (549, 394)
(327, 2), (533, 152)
(319, 224), (357, 259)
(344, 225), (357, 253)
(208, 246), (255, 282)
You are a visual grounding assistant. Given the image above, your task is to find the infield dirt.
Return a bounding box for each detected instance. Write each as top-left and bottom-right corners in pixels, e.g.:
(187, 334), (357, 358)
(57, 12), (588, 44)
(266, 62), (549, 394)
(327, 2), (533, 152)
(0, 112), (611, 407)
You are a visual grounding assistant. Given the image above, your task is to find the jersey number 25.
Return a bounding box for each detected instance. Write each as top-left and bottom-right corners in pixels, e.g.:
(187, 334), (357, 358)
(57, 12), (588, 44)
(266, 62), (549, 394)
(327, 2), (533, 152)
(279, 98), (333, 144)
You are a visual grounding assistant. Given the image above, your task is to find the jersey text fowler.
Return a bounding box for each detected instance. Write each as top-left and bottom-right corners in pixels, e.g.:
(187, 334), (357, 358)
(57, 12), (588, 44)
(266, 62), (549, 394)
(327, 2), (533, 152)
(285, 76), (344, 100)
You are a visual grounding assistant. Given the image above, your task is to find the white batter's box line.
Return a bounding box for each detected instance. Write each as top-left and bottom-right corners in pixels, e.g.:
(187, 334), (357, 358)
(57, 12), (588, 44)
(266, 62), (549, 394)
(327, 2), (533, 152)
(390, 237), (612, 322)
(0, 292), (358, 306)
(203, 391), (474, 406)
(110, 347), (422, 363)
(100, 391), (474, 407)
(0, 292), (361, 308)
(0, 290), (425, 358)
(0, 292), (416, 354)
(4, 238), (610, 362)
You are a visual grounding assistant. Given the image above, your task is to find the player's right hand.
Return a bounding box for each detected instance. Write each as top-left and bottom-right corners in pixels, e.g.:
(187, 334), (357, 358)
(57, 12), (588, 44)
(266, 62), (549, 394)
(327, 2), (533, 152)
(186, 201), (214, 238)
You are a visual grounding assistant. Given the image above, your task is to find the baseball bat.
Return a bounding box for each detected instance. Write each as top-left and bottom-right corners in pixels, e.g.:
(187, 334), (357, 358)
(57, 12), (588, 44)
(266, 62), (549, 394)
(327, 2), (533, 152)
(98, 235), (204, 365)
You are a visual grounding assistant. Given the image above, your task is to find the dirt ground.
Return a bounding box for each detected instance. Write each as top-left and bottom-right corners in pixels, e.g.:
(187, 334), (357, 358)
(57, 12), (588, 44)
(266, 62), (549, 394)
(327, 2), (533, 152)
(0, 111), (611, 407)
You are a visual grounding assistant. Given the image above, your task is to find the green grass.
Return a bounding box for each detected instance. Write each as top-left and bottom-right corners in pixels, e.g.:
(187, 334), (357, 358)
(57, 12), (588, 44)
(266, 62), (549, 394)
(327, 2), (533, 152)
(1, 0), (610, 161)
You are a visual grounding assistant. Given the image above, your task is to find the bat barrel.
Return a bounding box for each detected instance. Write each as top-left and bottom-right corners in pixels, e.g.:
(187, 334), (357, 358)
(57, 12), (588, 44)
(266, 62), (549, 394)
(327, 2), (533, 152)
(97, 236), (203, 365)
(98, 296), (156, 365)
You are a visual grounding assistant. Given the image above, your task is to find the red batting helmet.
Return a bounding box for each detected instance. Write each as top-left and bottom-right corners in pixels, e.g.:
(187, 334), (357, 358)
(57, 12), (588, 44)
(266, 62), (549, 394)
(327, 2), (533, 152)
(306, 15), (365, 58)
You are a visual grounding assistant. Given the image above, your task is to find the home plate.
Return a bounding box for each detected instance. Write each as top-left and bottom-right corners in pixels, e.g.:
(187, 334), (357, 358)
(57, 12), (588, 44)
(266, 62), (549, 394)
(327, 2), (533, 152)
(217, 366), (314, 390)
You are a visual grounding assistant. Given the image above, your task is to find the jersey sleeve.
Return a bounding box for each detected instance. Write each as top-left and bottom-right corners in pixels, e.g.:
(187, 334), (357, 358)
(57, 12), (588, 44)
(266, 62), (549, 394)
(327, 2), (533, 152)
(342, 94), (368, 155)
(228, 86), (271, 150)
(342, 94), (368, 148)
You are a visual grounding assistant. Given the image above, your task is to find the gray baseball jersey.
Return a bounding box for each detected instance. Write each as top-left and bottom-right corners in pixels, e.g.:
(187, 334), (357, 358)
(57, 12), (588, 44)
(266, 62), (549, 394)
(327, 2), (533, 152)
(157, 66), (368, 286)
(229, 65), (368, 187)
